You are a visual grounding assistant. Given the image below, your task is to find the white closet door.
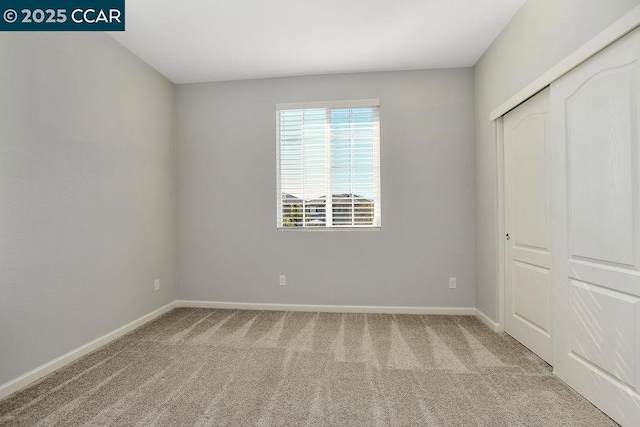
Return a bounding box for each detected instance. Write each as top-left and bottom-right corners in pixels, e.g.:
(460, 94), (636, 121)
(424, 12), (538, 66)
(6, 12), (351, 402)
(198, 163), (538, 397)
(504, 88), (553, 364)
(551, 26), (640, 425)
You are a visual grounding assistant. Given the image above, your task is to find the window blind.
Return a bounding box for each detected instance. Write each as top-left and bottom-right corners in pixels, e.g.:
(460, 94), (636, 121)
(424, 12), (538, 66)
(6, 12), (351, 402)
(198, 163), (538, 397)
(276, 101), (381, 229)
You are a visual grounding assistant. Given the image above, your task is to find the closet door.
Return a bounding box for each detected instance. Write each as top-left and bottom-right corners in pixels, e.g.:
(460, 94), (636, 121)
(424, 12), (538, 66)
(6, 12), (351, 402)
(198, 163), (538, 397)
(504, 88), (553, 364)
(551, 26), (640, 425)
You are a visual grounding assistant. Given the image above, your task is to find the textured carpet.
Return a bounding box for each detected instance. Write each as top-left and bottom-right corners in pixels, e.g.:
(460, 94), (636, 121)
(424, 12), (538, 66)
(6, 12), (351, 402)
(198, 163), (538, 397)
(0, 308), (616, 426)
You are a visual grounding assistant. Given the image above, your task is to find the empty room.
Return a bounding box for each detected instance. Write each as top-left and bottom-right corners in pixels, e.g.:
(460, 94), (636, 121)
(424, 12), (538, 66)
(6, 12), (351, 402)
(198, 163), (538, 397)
(1, 0), (640, 425)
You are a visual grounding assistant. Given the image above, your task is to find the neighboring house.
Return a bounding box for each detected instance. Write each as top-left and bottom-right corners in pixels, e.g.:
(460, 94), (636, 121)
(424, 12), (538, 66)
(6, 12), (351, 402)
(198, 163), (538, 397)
(281, 193), (374, 227)
(281, 193), (304, 227)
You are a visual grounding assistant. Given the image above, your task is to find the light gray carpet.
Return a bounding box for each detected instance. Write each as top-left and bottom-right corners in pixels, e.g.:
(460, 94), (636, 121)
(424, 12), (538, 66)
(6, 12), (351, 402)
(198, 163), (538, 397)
(0, 308), (616, 426)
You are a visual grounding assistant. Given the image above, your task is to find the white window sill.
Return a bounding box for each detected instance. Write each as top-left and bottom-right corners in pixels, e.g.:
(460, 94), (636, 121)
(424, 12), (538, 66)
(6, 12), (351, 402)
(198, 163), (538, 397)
(277, 227), (381, 232)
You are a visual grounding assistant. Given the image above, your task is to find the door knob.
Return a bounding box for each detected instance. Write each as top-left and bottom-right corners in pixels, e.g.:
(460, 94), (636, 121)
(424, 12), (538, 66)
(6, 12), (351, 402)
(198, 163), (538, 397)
(506, 233), (510, 240)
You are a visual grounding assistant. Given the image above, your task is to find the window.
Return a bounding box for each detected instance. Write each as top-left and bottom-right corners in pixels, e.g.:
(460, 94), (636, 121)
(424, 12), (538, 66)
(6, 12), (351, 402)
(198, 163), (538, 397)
(276, 100), (381, 229)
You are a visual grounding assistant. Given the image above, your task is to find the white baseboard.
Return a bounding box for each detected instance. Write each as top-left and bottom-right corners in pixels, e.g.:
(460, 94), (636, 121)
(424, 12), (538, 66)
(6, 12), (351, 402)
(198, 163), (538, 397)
(475, 309), (501, 332)
(177, 300), (476, 316)
(0, 301), (177, 401)
(0, 300), (493, 401)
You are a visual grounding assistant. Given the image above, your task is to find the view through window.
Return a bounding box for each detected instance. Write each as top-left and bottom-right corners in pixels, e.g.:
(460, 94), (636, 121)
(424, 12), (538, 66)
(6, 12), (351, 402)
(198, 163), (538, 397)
(276, 100), (381, 229)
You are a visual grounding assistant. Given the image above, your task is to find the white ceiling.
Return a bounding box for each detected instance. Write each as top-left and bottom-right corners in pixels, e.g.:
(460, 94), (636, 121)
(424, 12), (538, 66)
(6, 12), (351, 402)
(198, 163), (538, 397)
(109, 0), (525, 84)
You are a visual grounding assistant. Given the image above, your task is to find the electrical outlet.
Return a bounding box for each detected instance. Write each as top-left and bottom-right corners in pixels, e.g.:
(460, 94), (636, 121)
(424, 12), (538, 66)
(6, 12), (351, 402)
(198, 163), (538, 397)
(449, 277), (457, 289)
(279, 275), (286, 286)
(154, 279), (160, 291)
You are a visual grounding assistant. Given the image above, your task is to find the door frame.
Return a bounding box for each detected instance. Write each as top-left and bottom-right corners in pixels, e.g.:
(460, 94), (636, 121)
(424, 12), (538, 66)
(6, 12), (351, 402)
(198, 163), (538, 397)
(494, 5), (640, 335)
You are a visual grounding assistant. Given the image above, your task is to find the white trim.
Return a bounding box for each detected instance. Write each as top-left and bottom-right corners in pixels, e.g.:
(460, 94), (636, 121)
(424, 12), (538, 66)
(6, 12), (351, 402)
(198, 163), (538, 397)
(276, 98), (380, 110)
(277, 226), (381, 232)
(0, 301), (177, 401)
(176, 300), (476, 315)
(0, 300), (497, 401)
(489, 4), (640, 121)
(475, 309), (501, 333)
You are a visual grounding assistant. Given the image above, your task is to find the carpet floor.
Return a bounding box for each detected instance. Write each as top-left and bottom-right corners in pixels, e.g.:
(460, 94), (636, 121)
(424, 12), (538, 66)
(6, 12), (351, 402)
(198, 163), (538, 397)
(0, 308), (616, 426)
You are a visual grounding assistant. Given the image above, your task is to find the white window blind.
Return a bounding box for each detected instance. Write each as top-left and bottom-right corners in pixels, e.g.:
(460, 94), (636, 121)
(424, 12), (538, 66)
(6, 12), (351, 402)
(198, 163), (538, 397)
(276, 100), (381, 229)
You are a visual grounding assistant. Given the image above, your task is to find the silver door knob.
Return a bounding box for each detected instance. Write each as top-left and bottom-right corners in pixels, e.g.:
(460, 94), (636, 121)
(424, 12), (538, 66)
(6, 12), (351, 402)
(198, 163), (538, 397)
(506, 233), (510, 240)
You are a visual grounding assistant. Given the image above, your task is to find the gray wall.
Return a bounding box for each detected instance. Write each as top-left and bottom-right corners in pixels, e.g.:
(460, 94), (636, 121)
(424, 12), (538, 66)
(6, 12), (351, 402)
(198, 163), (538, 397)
(0, 33), (177, 384)
(177, 69), (476, 308)
(473, 0), (640, 321)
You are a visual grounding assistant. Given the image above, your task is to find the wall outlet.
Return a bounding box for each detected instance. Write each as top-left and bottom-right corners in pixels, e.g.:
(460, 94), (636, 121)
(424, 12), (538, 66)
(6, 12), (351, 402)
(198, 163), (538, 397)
(449, 277), (457, 289)
(154, 279), (160, 291)
(279, 275), (286, 286)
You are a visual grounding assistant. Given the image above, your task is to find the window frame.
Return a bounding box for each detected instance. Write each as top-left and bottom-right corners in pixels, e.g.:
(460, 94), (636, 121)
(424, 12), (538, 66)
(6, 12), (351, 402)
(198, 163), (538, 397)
(275, 99), (381, 231)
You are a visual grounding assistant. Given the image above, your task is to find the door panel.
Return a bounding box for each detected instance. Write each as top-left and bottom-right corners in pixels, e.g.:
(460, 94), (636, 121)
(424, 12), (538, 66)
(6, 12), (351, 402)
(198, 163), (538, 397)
(513, 261), (551, 333)
(504, 87), (553, 364)
(512, 116), (549, 250)
(551, 26), (640, 425)
(569, 279), (640, 388)
(567, 63), (637, 266)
